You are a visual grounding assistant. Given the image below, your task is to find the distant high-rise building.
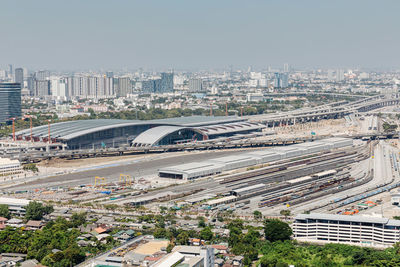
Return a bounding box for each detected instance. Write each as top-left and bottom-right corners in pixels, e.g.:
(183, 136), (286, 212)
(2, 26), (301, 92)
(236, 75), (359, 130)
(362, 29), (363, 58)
(280, 73), (289, 88)
(336, 69), (345, 82)
(106, 71), (114, 78)
(7, 64), (13, 78)
(274, 73), (289, 88)
(105, 76), (114, 96)
(141, 80), (155, 93)
(188, 78), (203, 92)
(116, 77), (131, 97)
(14, 68), (24, 87)
(0, 70), (6, 80)
(327, 70), (335, 81)
(35, 70), (49, 81)
(274, 73), (281, 88)
(283, 63), (289, 73)
(27, 75), (35, 96)
(0, 83), (21, 123)
(160, 72), (174, 92)
(50, 77), (67, 99)
(34, 80), (50, 96)
(154, 79), (162, 92)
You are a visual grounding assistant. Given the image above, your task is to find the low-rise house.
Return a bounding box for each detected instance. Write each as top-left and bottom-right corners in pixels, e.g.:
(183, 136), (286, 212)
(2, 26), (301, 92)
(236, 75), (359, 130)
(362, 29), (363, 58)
(77, 233), (93, 240)
(96, 216), (115, 226)
(25, 220), (44, 230)
(112, 229), (135, 243)
(0, 217), (7, 230)
(20, 259), (41, 267)
(6, 218), (23, 228)
(0, 253), (26, 266)
(211, 244), (228, 254)
(93, 226), (110, 235)
(77, 240), (96, 247)
(189, 238), (202, 246)
(96, 233), (110, 243)
(215, 258), (225, 267)
(0, 217), (8, 226)
(232, 256), (243, 266)
(79, 223), (96, 233)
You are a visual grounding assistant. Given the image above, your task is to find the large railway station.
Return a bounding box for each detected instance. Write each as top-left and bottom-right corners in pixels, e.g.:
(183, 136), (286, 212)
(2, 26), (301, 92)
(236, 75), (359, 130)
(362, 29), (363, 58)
(12, 116), (264, 150)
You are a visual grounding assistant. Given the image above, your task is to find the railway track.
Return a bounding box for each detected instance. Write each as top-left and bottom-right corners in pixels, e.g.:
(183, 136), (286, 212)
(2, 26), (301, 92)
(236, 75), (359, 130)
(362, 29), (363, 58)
(220, 145), (369, 185)
(258, 173), (352, 208)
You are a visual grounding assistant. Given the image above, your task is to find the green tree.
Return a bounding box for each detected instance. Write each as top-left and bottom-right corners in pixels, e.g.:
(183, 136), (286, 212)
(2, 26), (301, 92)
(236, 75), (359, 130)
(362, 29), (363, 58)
(198, 216), (206, 228)
(176, 231), (189, 245)
(264, 219), (292, 242)
(23, 163), (39, 173)
(199, 227), (213, 241)
(280, 209), (291, 220)
(253, 210), (262, 220)
(166, 243), (174, 253)
(153, 228), (167, 239)
(70, 212), (86, 227)
(0, 204), (10, 219)
(25, 201), (54, 221)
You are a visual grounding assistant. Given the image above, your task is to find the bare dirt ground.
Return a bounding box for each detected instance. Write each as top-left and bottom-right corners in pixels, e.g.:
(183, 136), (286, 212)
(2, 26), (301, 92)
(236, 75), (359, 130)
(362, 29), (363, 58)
(37, 152), (171, 169)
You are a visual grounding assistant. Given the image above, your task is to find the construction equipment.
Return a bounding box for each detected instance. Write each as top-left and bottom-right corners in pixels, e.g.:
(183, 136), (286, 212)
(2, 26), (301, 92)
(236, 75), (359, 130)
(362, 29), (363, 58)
(119, 174), (133, 187)
(94, 176), (107, 187)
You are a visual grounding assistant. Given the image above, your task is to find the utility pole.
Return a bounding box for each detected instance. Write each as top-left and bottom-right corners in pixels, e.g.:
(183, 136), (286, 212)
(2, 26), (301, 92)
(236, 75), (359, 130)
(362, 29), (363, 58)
(210, 103), (213, 116)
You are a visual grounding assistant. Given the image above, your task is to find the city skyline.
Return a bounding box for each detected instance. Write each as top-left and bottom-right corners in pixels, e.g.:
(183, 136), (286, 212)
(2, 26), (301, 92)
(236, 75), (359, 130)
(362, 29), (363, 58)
(1, 0), (399, 70)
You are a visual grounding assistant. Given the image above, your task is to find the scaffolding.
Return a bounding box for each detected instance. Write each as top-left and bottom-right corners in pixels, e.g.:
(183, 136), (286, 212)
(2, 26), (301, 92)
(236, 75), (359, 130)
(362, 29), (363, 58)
(94, 176), (107, 187)
(119, 174), (133, 187)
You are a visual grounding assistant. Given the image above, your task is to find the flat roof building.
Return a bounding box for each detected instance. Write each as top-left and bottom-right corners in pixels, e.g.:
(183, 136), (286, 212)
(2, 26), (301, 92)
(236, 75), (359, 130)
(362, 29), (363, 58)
(159, 137), (353, 180)
(293, 213), (400, 247)
(231, 183), (266, 197)
(0, 158), (22, 179)
(0, 197), (30, 215)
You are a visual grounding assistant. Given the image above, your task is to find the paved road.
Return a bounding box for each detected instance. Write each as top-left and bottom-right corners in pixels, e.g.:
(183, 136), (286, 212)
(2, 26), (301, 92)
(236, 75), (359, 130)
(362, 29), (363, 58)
(5, 149), (259, 191)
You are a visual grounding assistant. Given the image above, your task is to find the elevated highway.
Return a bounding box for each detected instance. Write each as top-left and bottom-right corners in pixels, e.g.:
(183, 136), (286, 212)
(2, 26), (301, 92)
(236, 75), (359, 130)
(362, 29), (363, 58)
(247, 95), (400, 126)
(2, 94), (400, 162)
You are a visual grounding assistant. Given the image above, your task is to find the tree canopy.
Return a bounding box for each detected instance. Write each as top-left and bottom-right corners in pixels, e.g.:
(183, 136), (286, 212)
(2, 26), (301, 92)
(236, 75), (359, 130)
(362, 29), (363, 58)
(0, 204), (10, 219)
(25, 201), (54, 221)
(264, 219), (292, 242)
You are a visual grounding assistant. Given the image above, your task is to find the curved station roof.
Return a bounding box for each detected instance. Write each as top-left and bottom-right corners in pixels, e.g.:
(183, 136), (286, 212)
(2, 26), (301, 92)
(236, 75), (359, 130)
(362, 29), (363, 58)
(15, 116), (245, 142)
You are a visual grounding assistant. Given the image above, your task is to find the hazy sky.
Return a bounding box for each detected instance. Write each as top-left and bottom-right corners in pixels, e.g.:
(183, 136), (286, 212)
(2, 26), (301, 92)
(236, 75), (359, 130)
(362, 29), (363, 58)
(1, 0), (399, 71)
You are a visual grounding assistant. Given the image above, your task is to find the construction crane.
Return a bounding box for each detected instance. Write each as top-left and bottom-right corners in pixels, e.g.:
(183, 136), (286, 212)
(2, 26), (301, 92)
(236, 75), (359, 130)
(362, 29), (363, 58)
(119, 174), (133, 187)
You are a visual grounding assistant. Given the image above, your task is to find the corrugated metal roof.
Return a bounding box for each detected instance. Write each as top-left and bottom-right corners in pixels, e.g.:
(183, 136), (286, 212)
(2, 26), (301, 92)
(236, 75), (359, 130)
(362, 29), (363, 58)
(132, 126), (188, 146)
(232, 183), (266, 194)
(158, 138), (354, 179)
(15, 116), (244, 141)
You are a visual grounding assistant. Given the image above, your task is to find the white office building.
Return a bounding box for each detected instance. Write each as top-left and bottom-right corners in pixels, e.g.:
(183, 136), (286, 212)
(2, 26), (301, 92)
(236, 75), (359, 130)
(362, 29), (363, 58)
(0, 158), (22, 178)
(0, 197), (30, 215)
(293, 213), (400, 247)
